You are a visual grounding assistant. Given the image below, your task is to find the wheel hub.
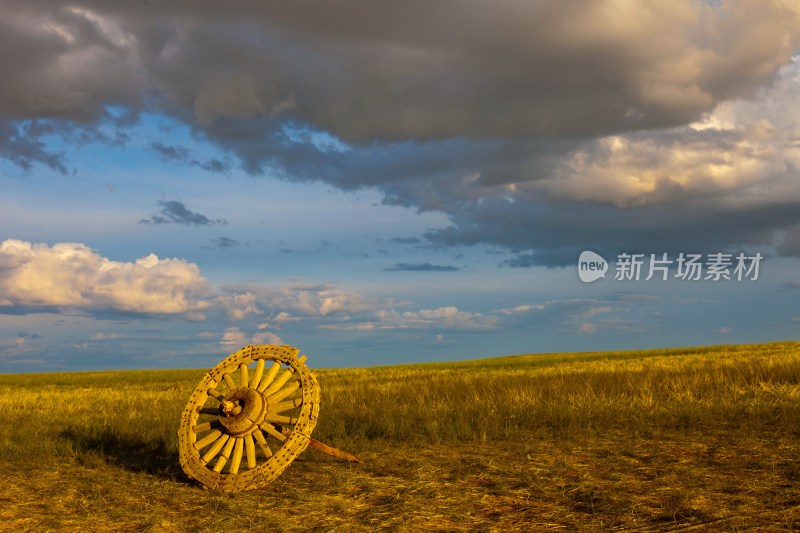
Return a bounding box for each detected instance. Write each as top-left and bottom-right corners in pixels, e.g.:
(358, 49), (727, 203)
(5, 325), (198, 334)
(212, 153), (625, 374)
(218, 387), (267, 437)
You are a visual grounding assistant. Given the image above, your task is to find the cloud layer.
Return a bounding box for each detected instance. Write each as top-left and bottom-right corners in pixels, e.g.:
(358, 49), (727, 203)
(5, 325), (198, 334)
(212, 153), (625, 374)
(0, 239), (508, 336)
(4, 1), (798, 137)
(2, 1), (800, 265)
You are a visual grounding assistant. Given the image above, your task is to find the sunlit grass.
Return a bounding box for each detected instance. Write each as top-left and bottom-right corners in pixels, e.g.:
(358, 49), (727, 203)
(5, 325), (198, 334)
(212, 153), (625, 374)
(0, 341), (798, 530)
(315, 341), (800, 442)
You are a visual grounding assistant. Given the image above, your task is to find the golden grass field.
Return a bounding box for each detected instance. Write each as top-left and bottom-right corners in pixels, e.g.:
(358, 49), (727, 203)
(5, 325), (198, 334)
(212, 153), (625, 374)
(1, 341), (799, 531)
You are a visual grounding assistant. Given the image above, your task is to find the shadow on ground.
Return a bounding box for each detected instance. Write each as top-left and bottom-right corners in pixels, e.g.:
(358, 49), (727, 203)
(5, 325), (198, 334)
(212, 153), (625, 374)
(59, 426), (186, 481)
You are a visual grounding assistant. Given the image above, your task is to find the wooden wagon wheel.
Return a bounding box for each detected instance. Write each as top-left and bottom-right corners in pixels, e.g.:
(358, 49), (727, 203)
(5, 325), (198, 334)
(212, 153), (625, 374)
(178, 344), (323, 492)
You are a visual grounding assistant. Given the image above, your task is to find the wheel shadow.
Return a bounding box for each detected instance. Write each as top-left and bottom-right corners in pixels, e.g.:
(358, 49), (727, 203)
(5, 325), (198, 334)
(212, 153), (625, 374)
(59, 426), (187, 481)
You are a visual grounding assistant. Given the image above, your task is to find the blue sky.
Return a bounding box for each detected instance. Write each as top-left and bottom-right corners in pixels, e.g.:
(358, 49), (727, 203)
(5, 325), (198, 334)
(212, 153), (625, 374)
(2, 1), (800, 372)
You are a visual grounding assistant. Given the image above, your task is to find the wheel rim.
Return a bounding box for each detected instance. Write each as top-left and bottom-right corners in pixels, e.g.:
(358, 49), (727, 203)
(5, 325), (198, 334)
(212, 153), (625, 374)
(178, 344), (319, 492)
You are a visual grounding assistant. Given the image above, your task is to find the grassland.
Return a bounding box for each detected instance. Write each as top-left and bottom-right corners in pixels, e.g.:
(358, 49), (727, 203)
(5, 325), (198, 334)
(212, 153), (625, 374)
(1, 341), (799, 531)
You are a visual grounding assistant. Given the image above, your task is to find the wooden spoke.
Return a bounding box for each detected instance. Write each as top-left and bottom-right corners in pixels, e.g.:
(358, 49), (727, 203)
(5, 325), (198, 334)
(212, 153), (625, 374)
(264, 413), (299, 425)
(197, 406), (221, 416)
(239, 363), (249, 390)
(223, 373), (236, 391)
(250, 358), (265, 389)
(192, 420), (221, 433)
(207, 388), (225, 401)
(253, 429), (273, 458)
(261, 422), (289, 442)
(256, 361), (281, 392)
(229, 438), (244, 474)
(267, 381), (300, 403)
(213, 436), (237, 473)
(262, 368), (293, 397)
(244, 434), (257, 469)
(194, 429), (223, 450)
(201, 434), (229, 464)
(271, 398), (303, 414)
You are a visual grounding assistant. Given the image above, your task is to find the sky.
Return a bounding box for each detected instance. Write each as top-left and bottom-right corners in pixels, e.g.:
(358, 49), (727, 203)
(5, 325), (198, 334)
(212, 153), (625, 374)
(2, 0), (800, 373)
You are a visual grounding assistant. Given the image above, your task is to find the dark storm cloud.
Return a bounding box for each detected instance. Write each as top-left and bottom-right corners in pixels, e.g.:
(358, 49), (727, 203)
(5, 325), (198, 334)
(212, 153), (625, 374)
(2, 1), (800, 265)
(150, 141), (190, 162)
(211, 237), (239, 249)
(0, 120), (69, 174)
(432, 198), (800, 267)
(149, 141), (232, 173)
(776, 225), (800, 257)
(0, 305), (62, 316)
(2, 1), (797, 137)
(0, 115), (132, 175)
(140, 200), (227, 226)
(390, 237), (422, 245)
(385, 263), (460, 272)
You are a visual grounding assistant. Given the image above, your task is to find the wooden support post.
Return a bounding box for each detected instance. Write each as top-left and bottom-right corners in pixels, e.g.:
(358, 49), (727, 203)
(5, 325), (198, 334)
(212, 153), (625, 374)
(307, 438), (362, 464)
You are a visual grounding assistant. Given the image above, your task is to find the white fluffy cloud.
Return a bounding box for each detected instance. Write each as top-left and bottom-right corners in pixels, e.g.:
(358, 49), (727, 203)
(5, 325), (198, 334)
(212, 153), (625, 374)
(375, 306), (499, 331)
(223, 282), (377, 319)
(531, 59), (800, 208)
(0, 239), (212, 316)
(221, 326), (282, 347)
(0, 239), (389, 326)
(497, 304), (546, 316)
(251, 331), (283, 345)
(223, 292), (261, 321)
(220, 327), (247, 347)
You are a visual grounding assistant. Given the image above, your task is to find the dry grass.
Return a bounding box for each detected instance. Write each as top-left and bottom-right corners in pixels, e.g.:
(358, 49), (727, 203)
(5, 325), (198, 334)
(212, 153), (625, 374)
(0, 341), (799, 531)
